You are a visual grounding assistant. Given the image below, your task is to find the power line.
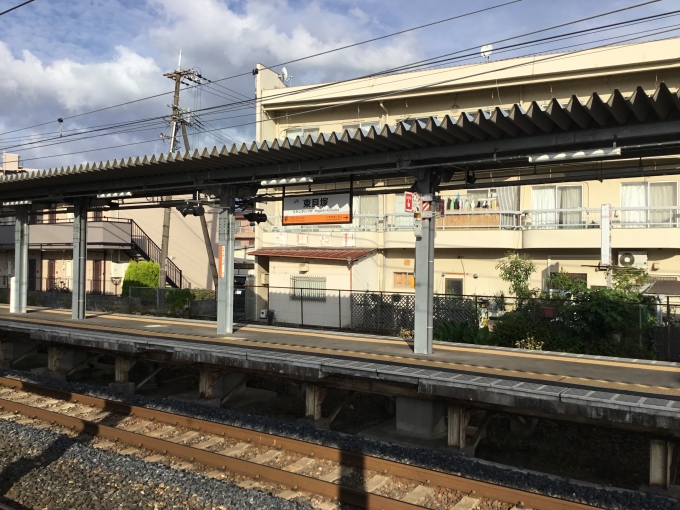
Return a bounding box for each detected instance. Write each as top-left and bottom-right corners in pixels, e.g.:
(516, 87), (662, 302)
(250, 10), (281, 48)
(20, 24), (679, 164)
(8, 4), (675, 153)
(0, 0), (520, 137)
(0, 0), (34, 17)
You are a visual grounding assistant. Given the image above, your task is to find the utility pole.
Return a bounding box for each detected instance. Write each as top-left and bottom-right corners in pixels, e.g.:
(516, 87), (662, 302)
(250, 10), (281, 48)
(161, 51), (219, 291)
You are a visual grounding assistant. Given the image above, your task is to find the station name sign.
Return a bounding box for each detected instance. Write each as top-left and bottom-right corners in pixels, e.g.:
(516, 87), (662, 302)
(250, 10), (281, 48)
(283, 192), (352, 225)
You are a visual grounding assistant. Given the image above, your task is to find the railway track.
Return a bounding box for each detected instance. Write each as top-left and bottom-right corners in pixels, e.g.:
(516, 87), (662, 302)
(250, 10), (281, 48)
(0, 376), (599, 510)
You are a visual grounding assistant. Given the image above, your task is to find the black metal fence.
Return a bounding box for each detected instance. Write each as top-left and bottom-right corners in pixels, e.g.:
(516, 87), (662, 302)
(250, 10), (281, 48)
(350, 292), (476, 334)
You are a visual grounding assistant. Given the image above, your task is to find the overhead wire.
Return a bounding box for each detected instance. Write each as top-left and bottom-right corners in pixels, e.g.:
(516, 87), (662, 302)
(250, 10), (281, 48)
(0, 0), (528, 137)
(7, 6), (678, 155)
(1, 0), (663, 151)
(0, 0), (34, 17)
(19, 22), (680, 164)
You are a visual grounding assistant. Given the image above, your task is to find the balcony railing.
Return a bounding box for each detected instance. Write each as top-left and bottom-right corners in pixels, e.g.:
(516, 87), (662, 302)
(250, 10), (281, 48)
(263, 206), (680, 232)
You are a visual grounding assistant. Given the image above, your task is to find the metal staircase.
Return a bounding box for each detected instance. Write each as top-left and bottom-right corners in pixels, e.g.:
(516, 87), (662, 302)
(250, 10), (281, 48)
(130, 220), (189, 289)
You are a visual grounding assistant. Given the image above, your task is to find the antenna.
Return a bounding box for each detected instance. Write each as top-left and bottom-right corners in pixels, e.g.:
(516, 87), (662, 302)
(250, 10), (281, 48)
(481, 44), (493, 60)
(177, 49), (182, 71)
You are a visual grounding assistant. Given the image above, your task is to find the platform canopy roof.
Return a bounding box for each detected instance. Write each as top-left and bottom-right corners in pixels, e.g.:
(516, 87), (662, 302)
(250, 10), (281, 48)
(3, 83), (680, 203)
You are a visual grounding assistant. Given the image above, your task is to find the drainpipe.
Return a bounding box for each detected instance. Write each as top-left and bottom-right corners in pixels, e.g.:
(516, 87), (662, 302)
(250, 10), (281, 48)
(380, 102), (389, 127)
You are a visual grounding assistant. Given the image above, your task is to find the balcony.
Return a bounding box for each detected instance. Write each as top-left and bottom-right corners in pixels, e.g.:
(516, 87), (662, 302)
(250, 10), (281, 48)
(262, 207), (680, 251)
(0, 218), (133, 250)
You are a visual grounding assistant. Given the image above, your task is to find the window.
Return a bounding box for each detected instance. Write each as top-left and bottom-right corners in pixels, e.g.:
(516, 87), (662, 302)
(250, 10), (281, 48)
(531, 185), (582, 228)
(394, 272), (414, 288)
(567, 273), (587, 285)
(342, 121), (381, 133)
(291, 275), (326, 300)
(393, 194), (415, 228)
(353, 195), (379, 230)
(445, 279), (463, 295)
(286, 127), (320, 143)
(621, 181), (677, 227)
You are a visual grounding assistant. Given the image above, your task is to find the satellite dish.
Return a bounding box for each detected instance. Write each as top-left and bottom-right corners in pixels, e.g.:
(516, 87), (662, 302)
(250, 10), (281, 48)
(481, 44), (493, 60)
(281, 67), (289, 81)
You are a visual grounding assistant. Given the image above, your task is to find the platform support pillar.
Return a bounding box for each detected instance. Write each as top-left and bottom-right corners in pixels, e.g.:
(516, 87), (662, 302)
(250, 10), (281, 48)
(305, 385), (326, 421)
(72, 199), (88, 320)
(395, 397), (446, 439)
(413, 170), (436, 355)
(10, 205), (28, 314)
(107, 357), (136, 393)
(47, 347), (65, 373)
(217, 187), (236, 336)
(114, 357), (135, 383)
(650, 439), (677, 488)
(447, 406), (471, 449)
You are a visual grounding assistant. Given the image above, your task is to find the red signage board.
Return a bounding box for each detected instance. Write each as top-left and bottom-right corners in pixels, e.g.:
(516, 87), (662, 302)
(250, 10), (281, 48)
(404, 192), (414, 213)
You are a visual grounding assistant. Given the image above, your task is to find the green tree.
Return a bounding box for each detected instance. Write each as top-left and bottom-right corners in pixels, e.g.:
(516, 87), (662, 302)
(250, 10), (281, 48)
(609, 265), (650, 293)
(122, 260), (159, 296)
(495, 252), (536, 298)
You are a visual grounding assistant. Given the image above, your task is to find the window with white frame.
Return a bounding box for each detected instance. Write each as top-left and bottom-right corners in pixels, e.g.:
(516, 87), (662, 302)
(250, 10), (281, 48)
(286, 127), (320, 143)
(290, 275), (326, 300)
(352, 195), (379, 230)
(621, 181), (677, 227)
(342, 121), (381, 133)
(531, 185), (583, 228)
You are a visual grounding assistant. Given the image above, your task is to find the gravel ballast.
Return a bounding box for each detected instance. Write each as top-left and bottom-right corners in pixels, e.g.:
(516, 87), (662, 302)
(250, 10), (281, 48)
(0, 418), (310, 510)
(0, 368), (677, 510)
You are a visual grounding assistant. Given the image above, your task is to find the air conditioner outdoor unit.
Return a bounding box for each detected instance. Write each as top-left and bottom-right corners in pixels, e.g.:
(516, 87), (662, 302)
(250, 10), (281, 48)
(618, 250), (648, 269)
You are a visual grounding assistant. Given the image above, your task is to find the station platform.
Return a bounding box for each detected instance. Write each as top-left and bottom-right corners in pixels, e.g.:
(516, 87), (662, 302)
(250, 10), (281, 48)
(0, 306), (679, 437)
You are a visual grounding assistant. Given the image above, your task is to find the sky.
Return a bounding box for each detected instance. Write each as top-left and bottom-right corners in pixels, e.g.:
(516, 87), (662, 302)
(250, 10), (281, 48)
(0, 0), (677, 169)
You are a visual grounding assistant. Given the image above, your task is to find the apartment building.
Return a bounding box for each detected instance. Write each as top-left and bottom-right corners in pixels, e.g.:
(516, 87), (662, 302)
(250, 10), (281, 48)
(250, 37), (680, 301)
(0, 154), (255, 293)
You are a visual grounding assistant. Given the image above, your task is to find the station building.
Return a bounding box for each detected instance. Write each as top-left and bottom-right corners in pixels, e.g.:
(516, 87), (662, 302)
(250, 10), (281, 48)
(250, 37), (680, 303)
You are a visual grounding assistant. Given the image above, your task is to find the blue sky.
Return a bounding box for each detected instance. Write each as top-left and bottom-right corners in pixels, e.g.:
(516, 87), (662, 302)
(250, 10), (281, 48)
(0, 0), (675, 168)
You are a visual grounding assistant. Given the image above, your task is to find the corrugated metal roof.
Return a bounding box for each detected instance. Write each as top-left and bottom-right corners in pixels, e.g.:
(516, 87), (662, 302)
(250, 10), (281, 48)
(2, 83), (680, 195)
(248, 247), (375, 262)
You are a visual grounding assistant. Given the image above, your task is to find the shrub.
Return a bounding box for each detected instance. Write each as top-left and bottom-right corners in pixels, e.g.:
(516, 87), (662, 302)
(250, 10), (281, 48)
(166, 288), (195, 316)
(491, 288), (656, 358)
(122, 260), (159, 296)
(546, 268), (587, 295)
(496, 252), (536, 298)
(435, 320), (494, 345)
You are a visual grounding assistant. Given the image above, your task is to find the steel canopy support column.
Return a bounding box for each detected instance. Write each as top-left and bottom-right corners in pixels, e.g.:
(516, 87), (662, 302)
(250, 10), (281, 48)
(11, 206), (28, 314)
(414, 171), (435, 355)
(72, 200), (88, 320)
(217, 188), (236, 335)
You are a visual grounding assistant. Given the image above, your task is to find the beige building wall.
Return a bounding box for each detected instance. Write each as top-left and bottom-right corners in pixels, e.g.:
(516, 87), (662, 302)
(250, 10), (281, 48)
(251, 37), (680, 299)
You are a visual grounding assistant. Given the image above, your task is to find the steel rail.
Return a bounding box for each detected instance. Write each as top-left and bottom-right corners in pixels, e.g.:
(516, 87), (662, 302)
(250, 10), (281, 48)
(0, 377), (599, 510)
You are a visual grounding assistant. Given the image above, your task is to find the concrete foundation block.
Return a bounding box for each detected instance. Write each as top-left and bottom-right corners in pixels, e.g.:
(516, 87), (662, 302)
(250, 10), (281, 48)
(108, 382), (136, 394)
(396, 397), (446, 439)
